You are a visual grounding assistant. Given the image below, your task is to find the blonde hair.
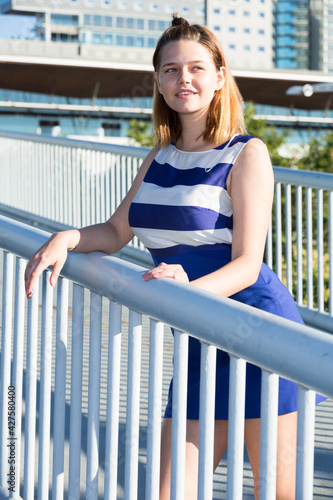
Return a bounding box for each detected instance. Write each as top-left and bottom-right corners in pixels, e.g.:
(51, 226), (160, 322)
(152, 15), (246, 148)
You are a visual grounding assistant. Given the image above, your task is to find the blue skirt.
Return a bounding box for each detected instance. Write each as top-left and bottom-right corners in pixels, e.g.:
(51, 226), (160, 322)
(149, 243), (326, 419)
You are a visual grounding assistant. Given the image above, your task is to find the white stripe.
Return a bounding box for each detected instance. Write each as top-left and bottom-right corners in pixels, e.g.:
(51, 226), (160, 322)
(155, 139), (245, 172)
(132, 227), (233, 250)
(133, 183), (233, 216)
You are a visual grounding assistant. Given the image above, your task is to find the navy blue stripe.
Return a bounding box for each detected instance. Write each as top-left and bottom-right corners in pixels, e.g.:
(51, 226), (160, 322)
(144, 160), (233, 188)
(148, 242), (231, 257)
(129, 203), (232, 231)
(217, 135), (259, 150)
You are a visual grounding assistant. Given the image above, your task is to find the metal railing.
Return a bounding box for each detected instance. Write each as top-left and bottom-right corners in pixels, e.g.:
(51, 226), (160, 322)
(1, 130), (333, 333)
(0, 215), (333, 500)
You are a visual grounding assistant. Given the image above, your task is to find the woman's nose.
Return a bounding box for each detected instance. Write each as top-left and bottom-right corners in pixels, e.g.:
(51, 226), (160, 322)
(178, 68), (190, 84)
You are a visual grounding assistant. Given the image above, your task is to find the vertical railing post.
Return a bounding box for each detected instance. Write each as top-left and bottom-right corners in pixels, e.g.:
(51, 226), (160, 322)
(86, 292), (102, 500)
(317, 189), (324, 312)
(11, 257), (26, 498)
(145, 320), (164, 500)
(104, 301), (122, 500)
(227, 355), (246, 500)
(0, 252), (14, 491)
(52, 277), (69, 500)
(170, 330), (189, 500)
(198, 342), (217, 500)
(259, 370), (279, 499)
(296, 387), (316, 500)
(275, 183), (283, 280)
(24, 281), (39, 500)
(124, 310), (143, 500)
(296, 185), (303, 306)
(38, 271), (54, 500)
(68, 284), (85, 499)
(306, 187), (313, 308)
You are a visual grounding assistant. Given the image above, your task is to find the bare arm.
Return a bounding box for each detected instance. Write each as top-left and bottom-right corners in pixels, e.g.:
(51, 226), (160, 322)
(25, 146), (159, 297)
(143, 139), (274, 297)
(190, 138), (274, 296)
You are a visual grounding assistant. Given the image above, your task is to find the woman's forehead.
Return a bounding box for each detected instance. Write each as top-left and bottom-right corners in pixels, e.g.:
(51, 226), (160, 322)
(158, 40), (215, 65)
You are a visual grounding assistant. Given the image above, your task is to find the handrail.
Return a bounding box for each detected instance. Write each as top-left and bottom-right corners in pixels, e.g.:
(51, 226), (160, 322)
(1, 214), (332, 399)
(0, 128), (150, 157)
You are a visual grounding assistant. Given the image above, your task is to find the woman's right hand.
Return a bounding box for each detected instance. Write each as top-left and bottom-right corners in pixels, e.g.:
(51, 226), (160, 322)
(25, 231), (76, 299)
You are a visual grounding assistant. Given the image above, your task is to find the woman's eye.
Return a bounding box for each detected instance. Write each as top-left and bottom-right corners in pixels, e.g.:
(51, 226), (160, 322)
(165, 68), (176, 73)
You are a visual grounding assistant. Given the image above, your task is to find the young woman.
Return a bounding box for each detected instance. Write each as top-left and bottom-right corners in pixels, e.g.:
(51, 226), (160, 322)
(25, 15), (324, 499)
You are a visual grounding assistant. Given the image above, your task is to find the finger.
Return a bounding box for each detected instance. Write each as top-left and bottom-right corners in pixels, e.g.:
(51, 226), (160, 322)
(25, 263), (41, 298)
(50, 259), (65, 287)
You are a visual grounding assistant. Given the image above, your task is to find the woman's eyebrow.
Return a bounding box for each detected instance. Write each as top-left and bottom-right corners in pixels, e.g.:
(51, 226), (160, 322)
(161, 60), (206, 68)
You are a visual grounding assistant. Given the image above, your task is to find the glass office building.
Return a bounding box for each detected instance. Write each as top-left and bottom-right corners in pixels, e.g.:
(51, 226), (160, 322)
(1, 0), (204, 48)
(273, 0), (310, 69)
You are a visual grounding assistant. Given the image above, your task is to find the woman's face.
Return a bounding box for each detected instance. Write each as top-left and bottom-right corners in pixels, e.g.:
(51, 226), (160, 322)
(155, 40), (225, 121)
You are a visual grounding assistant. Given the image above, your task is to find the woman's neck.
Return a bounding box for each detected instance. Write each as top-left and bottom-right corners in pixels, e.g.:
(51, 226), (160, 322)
(176, 111), (218, 152)
(175, 128), (219, 152)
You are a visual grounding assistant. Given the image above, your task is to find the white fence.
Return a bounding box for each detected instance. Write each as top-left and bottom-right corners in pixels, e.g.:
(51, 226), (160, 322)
(1, 130), (333, 333)
(0, 216), (333, 500)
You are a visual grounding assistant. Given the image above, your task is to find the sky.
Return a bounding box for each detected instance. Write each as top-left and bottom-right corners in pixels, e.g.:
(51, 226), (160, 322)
(0, 14), (35, 39)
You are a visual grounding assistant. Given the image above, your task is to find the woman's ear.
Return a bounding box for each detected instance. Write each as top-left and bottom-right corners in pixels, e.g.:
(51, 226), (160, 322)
(155, 72), (163, 94)
(216, 66), (227, 90)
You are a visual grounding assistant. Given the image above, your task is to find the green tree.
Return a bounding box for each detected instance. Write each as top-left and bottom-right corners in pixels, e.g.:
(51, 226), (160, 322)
(127, 119), (155, 148)
(244, 101), (290, 167)
(296, 133), (333, 173)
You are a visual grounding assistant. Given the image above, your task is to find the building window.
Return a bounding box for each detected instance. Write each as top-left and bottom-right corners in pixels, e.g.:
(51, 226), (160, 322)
(104, 34), (113, 45)
(258, 29), (264, 34)
(259, 12), (264, 17)
(244, 27), (250, 33)
(93, 15), (102, 26)
(127, 18), (134, 29)
(148, 19), (156, 30)
(148, 37), (156, 47)
(118, 1), (127, 8)
(214, 8), (220, 13)
(229, 27), (235, 32)
(39, 120), (60, 135)
(214, 26), (220, 31)
(105, 16), (113, 27)
(102, 123), (121, 137)
(244, 45), (250, 50)
(134, 2), (143, 9)
(51, 14), (79, 25)
(229, 44), (235, 49)
(93, 32), (103, 44)
(244, 11), (250, 16)
(229, 9), (235, 15)
(258, 46), (265, 51)
(149, 3), (158, 11)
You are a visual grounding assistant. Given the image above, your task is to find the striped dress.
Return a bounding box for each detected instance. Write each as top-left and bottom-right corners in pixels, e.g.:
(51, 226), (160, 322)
(128, 135), (325, 419)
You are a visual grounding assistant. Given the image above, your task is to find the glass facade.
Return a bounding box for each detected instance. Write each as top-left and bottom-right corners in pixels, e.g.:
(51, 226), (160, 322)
(273, 0), (309, 69)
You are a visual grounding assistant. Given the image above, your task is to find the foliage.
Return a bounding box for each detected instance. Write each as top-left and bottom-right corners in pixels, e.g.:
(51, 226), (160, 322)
(296, 132), (333, 173)
(126, 119), (155, 148)
(244, 101), (290, 167)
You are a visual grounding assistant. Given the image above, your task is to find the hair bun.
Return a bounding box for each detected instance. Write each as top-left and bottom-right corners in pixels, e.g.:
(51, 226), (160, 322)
(172, 14), (189, 27)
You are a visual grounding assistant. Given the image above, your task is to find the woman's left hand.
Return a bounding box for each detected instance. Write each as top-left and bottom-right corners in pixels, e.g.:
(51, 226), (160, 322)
(142, 262), (189, 283)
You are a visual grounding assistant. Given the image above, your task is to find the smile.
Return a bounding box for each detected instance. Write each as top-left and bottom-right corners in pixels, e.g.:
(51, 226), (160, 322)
(176, 91), (196, 96)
